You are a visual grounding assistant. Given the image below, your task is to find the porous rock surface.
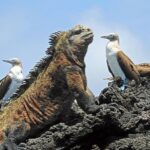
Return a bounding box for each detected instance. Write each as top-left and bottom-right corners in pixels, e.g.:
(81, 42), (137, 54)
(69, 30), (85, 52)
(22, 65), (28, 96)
(19, 77), (150, 150)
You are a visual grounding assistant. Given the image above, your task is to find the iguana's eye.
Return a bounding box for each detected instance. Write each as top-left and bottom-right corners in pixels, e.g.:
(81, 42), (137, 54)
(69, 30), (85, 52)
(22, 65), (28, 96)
(73, 30), (82, 35)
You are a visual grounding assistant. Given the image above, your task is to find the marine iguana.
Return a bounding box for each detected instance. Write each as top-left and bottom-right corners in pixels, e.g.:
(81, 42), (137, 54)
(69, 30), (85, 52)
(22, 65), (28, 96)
(0, 25), (99, 150)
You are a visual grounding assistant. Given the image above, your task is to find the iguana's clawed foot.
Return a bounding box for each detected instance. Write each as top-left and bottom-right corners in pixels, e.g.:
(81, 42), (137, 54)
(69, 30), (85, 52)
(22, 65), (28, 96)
(17, 143), (26, 150)
(86, 105), (100, 114)
(0, 141), (27, 150)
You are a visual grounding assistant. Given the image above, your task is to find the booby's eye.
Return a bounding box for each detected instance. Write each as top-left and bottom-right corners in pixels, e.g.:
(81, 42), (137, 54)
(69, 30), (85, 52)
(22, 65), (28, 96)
(110, 34), (114, 38)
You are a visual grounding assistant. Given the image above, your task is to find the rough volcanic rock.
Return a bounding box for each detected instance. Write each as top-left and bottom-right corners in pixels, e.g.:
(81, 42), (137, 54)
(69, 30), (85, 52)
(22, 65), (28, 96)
(18, 77), (150, 150)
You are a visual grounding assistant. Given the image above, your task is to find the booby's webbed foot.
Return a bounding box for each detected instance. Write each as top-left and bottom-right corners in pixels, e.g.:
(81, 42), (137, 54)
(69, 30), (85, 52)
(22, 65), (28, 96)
(113, 76), (124, 87)
(119, 78), (128, 91)
(119, 85), (127, 91)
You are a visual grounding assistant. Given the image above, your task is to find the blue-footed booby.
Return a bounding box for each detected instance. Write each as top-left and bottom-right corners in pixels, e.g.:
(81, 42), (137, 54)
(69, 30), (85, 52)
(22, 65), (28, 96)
(101, 33), (140, 90)
(0, 58), (24, 101)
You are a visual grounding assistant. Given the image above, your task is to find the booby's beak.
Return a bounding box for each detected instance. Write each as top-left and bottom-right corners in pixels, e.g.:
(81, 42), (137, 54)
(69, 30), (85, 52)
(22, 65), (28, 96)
(101, 35), (109, 39)
(2, 59), (13, 64)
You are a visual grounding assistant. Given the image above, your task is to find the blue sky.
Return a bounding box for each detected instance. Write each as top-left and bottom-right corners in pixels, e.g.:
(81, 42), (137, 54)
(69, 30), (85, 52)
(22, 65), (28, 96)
(0, 0), (150, 95)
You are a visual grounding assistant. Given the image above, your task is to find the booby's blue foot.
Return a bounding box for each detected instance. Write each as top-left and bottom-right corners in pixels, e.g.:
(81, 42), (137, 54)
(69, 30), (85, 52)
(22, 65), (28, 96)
(120, 85), (127, 91)
(119, 79), (128, 91)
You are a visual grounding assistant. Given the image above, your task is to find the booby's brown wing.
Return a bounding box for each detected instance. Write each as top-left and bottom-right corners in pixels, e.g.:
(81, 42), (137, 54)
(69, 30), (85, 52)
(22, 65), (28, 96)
(0, 75), (12, 99)
(136, 63), (150, 77)
(117, 51), (140, 84)
(107, 60), (114, 77)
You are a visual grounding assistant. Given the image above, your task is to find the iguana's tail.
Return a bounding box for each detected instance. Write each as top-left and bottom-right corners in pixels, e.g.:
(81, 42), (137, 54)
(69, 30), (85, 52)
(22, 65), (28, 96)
(136, 63), (150, 77)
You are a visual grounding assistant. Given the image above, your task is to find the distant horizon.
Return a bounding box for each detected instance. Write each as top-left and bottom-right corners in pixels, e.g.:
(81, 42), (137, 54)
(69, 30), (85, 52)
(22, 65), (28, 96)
(0, 1), (150, 95)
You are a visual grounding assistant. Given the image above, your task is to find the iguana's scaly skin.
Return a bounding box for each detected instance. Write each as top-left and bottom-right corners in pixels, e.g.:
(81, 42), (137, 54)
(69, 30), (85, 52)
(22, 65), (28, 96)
(0, 25), (99, 150)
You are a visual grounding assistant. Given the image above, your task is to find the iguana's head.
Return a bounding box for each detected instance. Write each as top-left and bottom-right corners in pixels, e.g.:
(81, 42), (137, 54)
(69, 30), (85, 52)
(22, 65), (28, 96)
(47, 25), (93, 63)
(68, 25), (93, 47)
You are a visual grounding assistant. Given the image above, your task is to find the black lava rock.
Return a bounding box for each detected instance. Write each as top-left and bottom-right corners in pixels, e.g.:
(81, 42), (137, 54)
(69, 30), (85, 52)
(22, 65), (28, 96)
(18, 77), (150, 150)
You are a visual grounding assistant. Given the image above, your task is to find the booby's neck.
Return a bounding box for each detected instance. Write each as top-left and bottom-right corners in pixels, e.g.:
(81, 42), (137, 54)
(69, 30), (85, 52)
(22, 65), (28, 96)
(9, 65), (23, 80)
(12, 63), (22, 68)
(106, 40), (121, 55)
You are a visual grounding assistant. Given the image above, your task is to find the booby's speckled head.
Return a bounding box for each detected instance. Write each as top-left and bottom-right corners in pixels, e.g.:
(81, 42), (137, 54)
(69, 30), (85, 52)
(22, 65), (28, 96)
(3, 58), (22, 67)
(101, 33), (119, 42)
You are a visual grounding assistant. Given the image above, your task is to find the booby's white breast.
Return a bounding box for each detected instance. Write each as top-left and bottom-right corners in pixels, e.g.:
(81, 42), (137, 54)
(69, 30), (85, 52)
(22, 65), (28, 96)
(107, 52), (126, 80)
(9, 66), (23, 80)
(3, 66), (23, 101)
(106, 41), (126, 80)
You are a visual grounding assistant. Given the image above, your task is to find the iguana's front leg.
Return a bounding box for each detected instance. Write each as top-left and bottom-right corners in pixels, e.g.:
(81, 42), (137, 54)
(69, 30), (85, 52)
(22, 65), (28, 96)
(65, 66), (99, 114)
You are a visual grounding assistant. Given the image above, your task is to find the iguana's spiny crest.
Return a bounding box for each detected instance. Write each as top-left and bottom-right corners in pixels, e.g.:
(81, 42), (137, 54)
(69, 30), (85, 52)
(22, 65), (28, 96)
(47, 25), (93, 65)
(48, 25), (93, 48)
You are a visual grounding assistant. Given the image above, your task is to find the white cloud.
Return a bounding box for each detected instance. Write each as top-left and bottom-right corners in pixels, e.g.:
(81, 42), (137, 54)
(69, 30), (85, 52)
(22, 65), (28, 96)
(76, 8), (145, 95)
